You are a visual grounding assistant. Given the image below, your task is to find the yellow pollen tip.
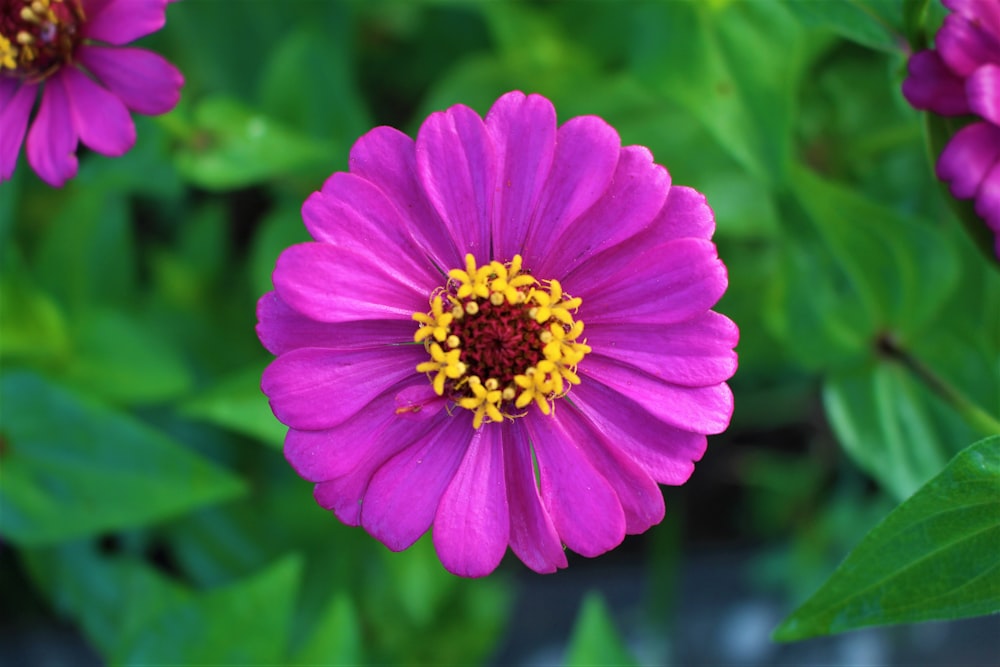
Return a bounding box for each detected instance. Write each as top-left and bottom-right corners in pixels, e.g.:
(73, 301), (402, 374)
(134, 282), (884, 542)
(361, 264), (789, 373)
(17, 32), (35, 45)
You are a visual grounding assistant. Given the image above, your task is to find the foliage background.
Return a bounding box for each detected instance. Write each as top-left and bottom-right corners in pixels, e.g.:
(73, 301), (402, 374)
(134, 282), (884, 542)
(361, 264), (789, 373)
(1, 0), (997, 664)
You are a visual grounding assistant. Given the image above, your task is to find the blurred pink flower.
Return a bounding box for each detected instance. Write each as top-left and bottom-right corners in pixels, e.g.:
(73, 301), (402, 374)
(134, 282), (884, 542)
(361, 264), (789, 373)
(902, 0), (1000, 257)
(0, 0), (183, 187)
(257, 91), (738, 577)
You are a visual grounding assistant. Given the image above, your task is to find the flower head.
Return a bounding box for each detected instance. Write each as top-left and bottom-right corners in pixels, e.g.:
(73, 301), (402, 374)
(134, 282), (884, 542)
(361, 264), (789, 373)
(1, 0), (184, 187)
(902, 0), (1000, 257)
(258, 91), (738, 577)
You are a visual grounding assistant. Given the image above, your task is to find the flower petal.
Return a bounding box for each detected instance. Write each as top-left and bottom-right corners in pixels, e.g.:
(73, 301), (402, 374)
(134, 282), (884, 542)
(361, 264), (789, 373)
(556, 403), (665, 535)
(571, 238), (728, 326)
(571, 379), (709, 486)
(937, 13), (1000, 78)
(525, 412), (626, 558)
(284, 377), (429, 483)
(361, 414), (473, 551)
(256, 291), (414, 356)
(533, 145), (670, 279)
(523, 115), (620, 269)
(944, 0), (1000, 35)
(502, 423), (567, 574)
(417, 104), (495, 262)
(586, 311), (739, 387)
(62, 67), (135, 157)
(485, 91), (557, 259)
(83, 0), (169, 45)
(648, 184), (717, 243)
(903, 50), (972, 115)
(434, 425), (510, 577)
(973, 160), (1000, 237)
(77, 45), (183, 115)
(580, 355), (734, 435)
(26, 75), (78, 187)
(262, 346), (425, 430)
(937, 122), (1000, 199)
(301, 171), (439, 285)
(0, 80), (35, 182)
(967, 63), (1000, 126)
(348, 126), (459, 267)
(273, 242), (430, 323)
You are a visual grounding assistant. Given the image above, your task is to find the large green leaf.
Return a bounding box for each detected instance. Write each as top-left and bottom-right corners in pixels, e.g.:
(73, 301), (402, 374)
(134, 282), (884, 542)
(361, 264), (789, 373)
(113, 555), (302, 665)
(774, 436), (1000, 641)
(0, 372), (246, 545)
(564, 592), (639, 667)
(180, 362), (284, 449)
(291, 592), (363, 665)
(784, 0), (905, 53)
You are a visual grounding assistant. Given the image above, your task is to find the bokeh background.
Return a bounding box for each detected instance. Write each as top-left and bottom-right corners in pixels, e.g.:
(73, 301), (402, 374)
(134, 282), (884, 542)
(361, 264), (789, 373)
(2, 1), (998, 665)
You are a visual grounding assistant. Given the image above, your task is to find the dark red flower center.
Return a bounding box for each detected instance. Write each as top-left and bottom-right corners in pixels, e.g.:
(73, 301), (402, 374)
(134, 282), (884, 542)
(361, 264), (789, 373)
(412, 254), (591, 428)
(0, 0), (85, 81)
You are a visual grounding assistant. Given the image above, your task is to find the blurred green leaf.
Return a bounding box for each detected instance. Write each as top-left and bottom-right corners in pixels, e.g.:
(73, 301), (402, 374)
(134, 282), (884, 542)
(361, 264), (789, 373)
(0, 270), (70, 364)
(61, 309), (194, 405)
(774, 435), (1000, 641)
(631, 1), (807, 183)
(250, 200), (312, 297)
(114, 554), (302, 665)
(0, 372), (246, 546)
(180, 362), (284, 449)
(292, 592), (363, 665)
(175, 97), (334, 190)
(823, 362), (950, 501)
(564, 592), (639, 667)
(784, 0), (905, 53)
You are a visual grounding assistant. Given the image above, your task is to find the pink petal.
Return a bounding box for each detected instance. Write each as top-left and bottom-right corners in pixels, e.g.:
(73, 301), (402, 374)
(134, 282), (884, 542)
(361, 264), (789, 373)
(416, 104), (495, 262)
(502, 423), (567, 574)
(256, 291), (414, 356)
(967, 64), (1000, 126)
(83, 0), (169, 45)
(570, 238), (728, 326)
(648, 184), (717, 243)
(261, 346), (425, 430)
(77, 45), (183, 115)
(273, 242), (432, 324)
(937, 122), (1000, 199)
(586, 311), (739, 387)
(347, 126), (459, 267)
(26, 75), (78, 187)
(522, 115), (621, 269)
(0, 80), (36, 182)
(580, 355), (734, 435)
(571, 378), (709, 486)
(62, 66), (135, 156)
(556, 403), (665, 535)
(944, 0), (1000, 36)
(973, 160), (1000, 235)
(434, 425), (510, 577)
(937, 13), (1000, 78)
(301, 171), (439, 286)
(485, 91), (557, 260)
(284, 378), (430, 483)
(525, 412), (626, 558)
(902, 50), (972, 115)
(532, 145), (670, 279)
(361, 414), (473, 551)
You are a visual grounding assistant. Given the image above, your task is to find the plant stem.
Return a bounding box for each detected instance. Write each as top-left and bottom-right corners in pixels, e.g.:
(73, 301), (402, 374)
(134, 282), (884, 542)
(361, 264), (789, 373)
(878, 334), (1000, 437)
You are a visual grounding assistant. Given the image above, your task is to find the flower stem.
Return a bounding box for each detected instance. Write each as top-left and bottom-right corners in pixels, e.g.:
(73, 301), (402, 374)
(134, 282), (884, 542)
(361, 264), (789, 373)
(878, 334), (1000, 437)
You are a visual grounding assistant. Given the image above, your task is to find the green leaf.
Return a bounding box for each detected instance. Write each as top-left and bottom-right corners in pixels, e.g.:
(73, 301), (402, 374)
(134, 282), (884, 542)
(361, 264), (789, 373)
(174, 97), (334, 190)
(0, 269), (70, 364)
(292, 592), (363, 665)
(774, 436), (1000, 641)
(180, 362), (284, 449)
(564, 592), (639, 667)
(61, 309), (194, 405)
(823, 362), (950, 501)
(0, 372), (246, 546)
(113, 554), (303, 665)
(784, 0), (904, 53)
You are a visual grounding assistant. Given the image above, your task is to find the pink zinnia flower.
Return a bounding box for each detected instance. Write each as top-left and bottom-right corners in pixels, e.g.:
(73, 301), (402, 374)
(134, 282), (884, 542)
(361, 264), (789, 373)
(0, 0), (183, 187)
(257, 91), (738, 577)
(902, 0), (1000, 257)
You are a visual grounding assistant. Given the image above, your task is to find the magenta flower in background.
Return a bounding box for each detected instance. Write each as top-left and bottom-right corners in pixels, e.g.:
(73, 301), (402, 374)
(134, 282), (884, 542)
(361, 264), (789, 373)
(902, 0), (1000, 257)
(258, 91), (738, 577)
(0, 0), (183, 187)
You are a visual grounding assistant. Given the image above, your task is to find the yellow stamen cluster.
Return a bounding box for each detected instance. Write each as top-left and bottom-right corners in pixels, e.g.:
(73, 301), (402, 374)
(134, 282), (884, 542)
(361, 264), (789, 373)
(412, 253), (591, 428)
(1, 0), (81, 76)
